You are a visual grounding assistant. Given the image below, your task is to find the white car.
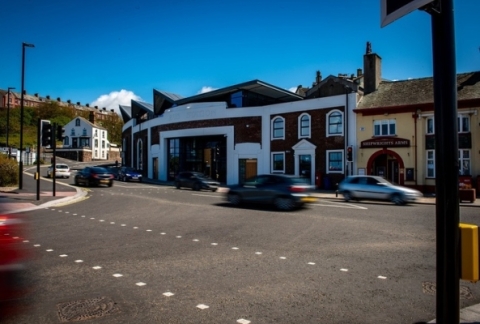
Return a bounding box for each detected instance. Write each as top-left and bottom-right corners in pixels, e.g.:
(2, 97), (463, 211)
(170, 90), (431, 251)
(47, 163), (71, 178)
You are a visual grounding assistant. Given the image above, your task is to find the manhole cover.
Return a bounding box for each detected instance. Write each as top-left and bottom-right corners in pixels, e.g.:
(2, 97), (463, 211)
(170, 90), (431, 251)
(422, 281), (473, 300)
(57, 296), (119, 322)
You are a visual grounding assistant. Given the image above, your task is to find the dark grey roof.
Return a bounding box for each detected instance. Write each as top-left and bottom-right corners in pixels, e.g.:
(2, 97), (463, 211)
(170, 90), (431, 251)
(175, 79), (303, 106)
(119, 105), (132, 123)
(358, 72), (480, 109)
(131, 100), (154, 120)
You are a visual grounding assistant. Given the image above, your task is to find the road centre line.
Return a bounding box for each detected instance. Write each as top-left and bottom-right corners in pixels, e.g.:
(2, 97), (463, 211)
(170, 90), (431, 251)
(311, 202), (368, 209)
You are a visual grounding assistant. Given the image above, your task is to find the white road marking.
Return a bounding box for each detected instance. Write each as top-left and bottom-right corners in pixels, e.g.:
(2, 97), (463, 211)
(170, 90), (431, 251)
(163, 292), (174, 297)
(34, 244), (40, 247)
(340, 268), (349, 272)
(197, 304), (209, 310)
(113, 274), (123, 278)
(378, 276), (387, 279)
(75, 260), (83, 263)
(59, 254), (68, 257)
(161, 232), (166, 235)
(46, 249), (53, 252)
(146, 229), (152, 232)
(121, 224), (126, 226)
(136, 282), (146, 286)
(310, 202), (368, 210)
(255, 252), (262, 255)
(133, 227), (139, 229)
(237, 319), (251, 324)
(176, 236), (182, 238)
(280, 257), (286, 259)
(211, 243), (218, 246)
(92, 266), (102, 270)
(232, 247), (239, 250)
(308, 262), (316, 265)
(99, 220), (105, 222)
(23, 240), (29, 243)
(110, 222), (115, 224)
(193, 239), (199, 242)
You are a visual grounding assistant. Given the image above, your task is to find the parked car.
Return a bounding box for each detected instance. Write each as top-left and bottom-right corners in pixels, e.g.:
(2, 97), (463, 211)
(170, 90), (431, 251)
(338, 175), (423, 205)
(118, 167), (142, 182)
(225, 174), (317, 211)
(47, 163), (71, 178)
(74, 167), (114, 187)
(175, 171), (220, 191)
(0, 213), (31, 315)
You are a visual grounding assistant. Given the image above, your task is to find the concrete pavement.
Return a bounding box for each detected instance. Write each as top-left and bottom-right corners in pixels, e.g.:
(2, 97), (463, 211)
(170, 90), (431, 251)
(1, 175), (480, 323)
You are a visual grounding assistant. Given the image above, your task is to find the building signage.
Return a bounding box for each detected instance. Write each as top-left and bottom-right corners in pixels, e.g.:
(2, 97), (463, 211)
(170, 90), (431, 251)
(361, 137), (410, 148)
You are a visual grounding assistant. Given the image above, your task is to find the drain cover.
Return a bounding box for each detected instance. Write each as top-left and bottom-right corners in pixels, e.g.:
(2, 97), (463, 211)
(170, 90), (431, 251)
(422, 281), (473, 300)
(57, 296), (119, 322)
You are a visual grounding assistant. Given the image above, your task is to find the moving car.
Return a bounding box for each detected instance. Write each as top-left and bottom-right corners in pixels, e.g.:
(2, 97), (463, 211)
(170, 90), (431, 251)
(175, 171), (220, 191)
(47, 163), (71, 178)
(225, 174), (317, 211)
(74, 167), (114, 187)
(0, 213), (31, 316)
(118, 167), (142, 182)
(338, 175), (423, 205)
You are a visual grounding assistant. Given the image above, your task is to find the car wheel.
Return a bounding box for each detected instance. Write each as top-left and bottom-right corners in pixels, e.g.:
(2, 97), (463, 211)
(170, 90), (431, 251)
(227, 193), (241, 206)
(86, 180), (91, 187)
(343, 191), (352, 202)
(274, 197), (296, 211)
(391, 193), (405, 205)
(74, 179), (79, 186)
(193, 183), (201, 191)
(175, 181), (181, 189)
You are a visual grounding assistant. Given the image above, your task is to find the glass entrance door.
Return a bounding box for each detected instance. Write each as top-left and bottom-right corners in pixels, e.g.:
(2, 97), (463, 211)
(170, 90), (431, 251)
(299, 154), (312, 183)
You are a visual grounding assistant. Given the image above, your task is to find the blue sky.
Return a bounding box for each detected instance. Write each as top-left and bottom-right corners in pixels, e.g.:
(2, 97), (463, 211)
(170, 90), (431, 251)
(2, 0), (479, 114)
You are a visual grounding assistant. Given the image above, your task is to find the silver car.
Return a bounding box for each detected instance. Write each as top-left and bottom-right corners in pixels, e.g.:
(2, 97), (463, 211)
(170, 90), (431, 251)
(47, 163), (71, 178)
(338, 175), (422, 205)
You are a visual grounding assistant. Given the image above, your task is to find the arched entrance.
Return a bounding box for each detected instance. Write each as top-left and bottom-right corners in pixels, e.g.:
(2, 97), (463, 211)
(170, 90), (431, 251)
(366, 149), (405, 185)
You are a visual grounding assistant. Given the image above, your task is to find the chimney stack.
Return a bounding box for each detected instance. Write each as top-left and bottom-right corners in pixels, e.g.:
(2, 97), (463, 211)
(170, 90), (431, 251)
(34, 93), (39, 97)
(77, 102), (80, 105)
(57, 97), (61, 102)
(363, 41), (382, 95)
(315, 71), (322, 85)
(89, 111), (95, 124)
(46, 95), (50, 99)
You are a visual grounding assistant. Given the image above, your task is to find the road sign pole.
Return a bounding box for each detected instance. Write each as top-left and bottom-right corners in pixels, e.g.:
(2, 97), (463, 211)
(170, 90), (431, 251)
(36, 118), (41, 200)
(430, 0), (460, 323)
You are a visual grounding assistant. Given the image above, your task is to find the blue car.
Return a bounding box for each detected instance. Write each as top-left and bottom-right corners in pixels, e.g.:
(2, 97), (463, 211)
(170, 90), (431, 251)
(118, 167), (142, 182)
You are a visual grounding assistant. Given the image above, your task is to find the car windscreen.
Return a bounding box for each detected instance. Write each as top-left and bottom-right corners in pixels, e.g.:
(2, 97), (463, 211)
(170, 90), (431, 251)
(124, 168), (138, 173)
(56, 165), (69, 170)
(91, 167), (109, 173)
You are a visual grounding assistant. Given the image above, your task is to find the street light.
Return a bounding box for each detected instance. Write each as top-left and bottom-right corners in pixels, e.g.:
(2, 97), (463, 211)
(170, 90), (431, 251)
(19, 42), (34, 190)
(6, 86), (15, 158)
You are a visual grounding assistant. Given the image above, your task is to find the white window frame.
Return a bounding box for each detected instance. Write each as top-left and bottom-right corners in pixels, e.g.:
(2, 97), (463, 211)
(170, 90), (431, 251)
(271, 116), (285, 140)
(326, 110), (344, 137)
(458, 114), (470, 133)
(271, 152), (285, 173)
(298, 113), (311, 139)
(426, 149), (435, 178)
(373, 119), (396, 136)
(459, 149), (471, 175)
(326, 149), (344, 174)
(426, 117), (434, 135)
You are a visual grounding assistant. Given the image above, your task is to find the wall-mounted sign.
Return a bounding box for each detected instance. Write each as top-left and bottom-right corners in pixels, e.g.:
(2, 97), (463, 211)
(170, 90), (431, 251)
(361, 137), (410, 148)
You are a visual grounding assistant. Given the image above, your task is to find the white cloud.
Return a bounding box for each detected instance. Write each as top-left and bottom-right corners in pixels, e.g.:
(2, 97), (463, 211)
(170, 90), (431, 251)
(197, 86), (217, 94)
(90, 89), (141, 115)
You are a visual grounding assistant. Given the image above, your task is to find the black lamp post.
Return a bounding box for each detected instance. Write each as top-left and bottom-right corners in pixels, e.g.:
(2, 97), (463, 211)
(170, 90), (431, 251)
(6, 86), (15, 158)
(19, 42), (34, 190)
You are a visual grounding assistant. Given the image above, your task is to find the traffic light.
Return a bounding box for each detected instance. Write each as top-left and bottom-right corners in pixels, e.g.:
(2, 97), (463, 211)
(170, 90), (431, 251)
(56, 124), (65, 142)
(346, 146), (353, 162)
(41, 120), (52, 147)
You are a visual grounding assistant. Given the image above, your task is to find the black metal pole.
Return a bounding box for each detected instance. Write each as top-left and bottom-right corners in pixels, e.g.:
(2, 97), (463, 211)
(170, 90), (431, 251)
(52, 123), (56, 197)
(430, 0), (460, 323)
(18, 42), (34, 190)
(19, 44), (26, 190)
(6, 87), (15, 156)
(36, 118), (41, 200)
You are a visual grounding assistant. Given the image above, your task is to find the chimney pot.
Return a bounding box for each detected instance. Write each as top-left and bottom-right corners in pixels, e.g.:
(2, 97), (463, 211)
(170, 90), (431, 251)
(57, 97), (61, 101)
(103, 107), (106, 111)
(110, 109), (114, 112)
(67, 99), (71, 103)
(34, 93), (38, 97)
(46, 95), (50, 99)
(77, 101), (80, 105)
(86, 103), (90, 107)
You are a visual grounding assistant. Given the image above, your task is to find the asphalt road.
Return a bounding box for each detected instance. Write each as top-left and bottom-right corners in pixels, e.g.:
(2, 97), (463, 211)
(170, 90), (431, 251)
(5, 179), (480, 324)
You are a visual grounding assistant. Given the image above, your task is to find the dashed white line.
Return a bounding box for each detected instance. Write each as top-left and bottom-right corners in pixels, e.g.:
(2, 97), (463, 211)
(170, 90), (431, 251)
(255, 252), (262, 255)
(113, 274), (123, 278)
(378, 275), (387, 279)
(340, 268), (349, 272)
(92, 266), (102, 270)
(75, 260), (83, 263)
(46, 249), (53, 252)
(232, 247), (239, 250)
(136, 282), (146, 286)
(197, 304), (209, 310)
(163, 292), (174, 297)
(280, 257), (286, 259)
(307, 262), (315, 265)
(237, 319), (251, 324)
(59, 254), (68, 257)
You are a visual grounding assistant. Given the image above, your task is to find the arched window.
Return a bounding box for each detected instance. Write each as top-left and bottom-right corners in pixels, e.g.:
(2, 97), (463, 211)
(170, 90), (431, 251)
(271, 116), (285, 140)
(75, 119), (80, 126)
(298, 113), (311, 138)
(326, 110), (343, 136)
